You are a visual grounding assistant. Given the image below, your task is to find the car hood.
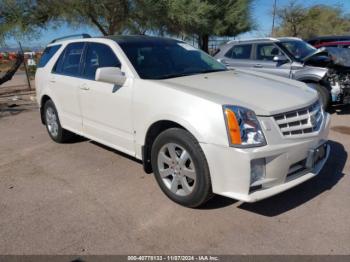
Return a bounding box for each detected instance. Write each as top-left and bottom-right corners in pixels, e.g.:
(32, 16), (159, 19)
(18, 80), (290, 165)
(302, 48), (329, 63)
(323, 47), (350, 67)
(159, 69), (318, 116)
(303, 47), (350, 68)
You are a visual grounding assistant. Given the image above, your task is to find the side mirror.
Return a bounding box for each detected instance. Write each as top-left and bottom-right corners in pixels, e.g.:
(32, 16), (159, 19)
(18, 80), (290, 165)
(273, 55), (288, 62)
(95, 67), (126, 86)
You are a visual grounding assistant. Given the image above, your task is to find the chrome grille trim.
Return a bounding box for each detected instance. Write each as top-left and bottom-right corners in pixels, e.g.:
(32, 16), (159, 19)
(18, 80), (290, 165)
(273, 101), (323, 137)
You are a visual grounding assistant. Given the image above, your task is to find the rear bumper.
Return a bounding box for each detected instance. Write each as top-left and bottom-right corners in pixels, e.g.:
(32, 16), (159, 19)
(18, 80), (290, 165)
(200, 113), (330, 202)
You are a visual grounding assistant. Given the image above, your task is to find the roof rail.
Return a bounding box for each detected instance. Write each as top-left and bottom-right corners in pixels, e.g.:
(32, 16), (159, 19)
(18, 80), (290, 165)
(227, 37), (278, 44)
(276, 37), (302, 41)
(50, 34), (92, 44)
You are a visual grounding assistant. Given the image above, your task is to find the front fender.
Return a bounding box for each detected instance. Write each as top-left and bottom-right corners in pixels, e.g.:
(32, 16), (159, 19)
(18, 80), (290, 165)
(142, 114), (205, 144)
(293, 66), (328, 83)
(132, 79), (230, 159)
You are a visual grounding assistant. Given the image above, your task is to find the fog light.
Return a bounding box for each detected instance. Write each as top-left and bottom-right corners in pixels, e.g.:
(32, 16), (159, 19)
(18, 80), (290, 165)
(250, 158), (266, 185)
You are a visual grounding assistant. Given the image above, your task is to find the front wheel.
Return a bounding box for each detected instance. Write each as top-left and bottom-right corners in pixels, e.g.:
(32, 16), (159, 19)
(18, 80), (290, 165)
(151, 128), (213, 208)
(306, 83), (331, 110)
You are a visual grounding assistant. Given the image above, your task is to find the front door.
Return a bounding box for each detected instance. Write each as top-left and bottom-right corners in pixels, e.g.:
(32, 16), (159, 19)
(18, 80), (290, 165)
(79, 42), (134, 155)
(251, 43), (292, 78)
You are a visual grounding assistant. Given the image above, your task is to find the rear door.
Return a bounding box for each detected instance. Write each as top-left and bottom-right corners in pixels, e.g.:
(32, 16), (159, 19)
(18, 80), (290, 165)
(219, 44), (254, 69)
(79, 42), (134, 155)
(50, 42), (85, 133)
(251, 43), (292, 78)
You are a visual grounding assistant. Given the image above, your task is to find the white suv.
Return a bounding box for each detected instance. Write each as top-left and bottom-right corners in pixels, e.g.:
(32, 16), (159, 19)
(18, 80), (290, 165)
(36, 35), (330, 207)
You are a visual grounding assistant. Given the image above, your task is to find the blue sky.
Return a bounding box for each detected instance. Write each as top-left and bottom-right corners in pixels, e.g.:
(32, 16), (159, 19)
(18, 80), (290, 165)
(5, 0), (350, 47)
(242, 0), (350, 38)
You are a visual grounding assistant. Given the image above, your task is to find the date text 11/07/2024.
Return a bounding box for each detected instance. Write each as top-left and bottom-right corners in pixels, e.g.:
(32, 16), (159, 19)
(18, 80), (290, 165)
(127, 255), (219, 261)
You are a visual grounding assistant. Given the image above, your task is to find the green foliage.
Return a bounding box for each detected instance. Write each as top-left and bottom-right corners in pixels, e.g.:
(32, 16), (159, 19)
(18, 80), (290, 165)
(127, 0), (169, 35)
(275, 0), (350, 38)
(0, 0), (254, 52)
(0, 0), (26, 44)
(0, 0), (49, 44)
(59, 0), (130, 35)
(164, 0), (254, 52)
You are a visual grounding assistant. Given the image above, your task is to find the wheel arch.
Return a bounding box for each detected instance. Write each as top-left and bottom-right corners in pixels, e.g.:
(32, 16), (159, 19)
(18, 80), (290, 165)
(142, 119), (199, 174)
(299, 78), (332, 92)
(297, 76), (323, 84)
(40, 95), (52, 124)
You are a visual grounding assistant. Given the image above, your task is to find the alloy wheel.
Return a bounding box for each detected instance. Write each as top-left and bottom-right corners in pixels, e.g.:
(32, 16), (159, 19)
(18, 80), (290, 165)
(46, 107), (59, 137)
(157, 143), (197, 196)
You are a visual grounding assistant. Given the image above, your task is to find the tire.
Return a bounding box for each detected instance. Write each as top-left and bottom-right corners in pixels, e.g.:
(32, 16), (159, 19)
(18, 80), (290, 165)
(151, 128), (213, 208)
(307, 83), (331, 110)
(43, 100), (74, 143)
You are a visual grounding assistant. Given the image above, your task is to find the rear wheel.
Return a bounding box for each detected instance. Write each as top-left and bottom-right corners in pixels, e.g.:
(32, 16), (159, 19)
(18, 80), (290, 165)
(151, 128), (213, 208)
(43, 100), (74, 143)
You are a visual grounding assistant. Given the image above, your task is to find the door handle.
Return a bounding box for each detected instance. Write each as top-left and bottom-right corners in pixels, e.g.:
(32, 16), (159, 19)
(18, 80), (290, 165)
(80, 84), (90, 91)
(254, 64), (263, 68)
(220, 59), (230, 66)
(49, 78), (56, 83)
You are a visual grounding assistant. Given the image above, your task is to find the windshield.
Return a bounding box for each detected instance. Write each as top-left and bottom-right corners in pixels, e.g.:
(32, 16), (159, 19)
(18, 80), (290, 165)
(278, 40), (317, 61)
(118, 41), (227, 79)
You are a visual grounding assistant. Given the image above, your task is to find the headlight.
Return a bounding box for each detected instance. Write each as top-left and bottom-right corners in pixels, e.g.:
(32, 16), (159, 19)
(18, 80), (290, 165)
(223, 105), (266, 147)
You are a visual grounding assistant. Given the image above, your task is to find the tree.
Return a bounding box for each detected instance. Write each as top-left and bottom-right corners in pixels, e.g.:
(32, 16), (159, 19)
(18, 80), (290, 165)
(1, 0), (254, 52)
(164, 0), (254, 52)
(274, 1), (306, 37)
(0, 0), (31, 44)
(274, 0), (350, 39)
(60, 0), (130, 36)
(302, 5), (350, 38)
(0, 0), (131, 41)
(126, 0), (169, 35)
(0, 0), (62, 45)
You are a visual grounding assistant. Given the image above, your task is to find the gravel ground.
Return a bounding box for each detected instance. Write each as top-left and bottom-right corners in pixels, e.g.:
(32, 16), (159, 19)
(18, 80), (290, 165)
(0, 100), (349, 255)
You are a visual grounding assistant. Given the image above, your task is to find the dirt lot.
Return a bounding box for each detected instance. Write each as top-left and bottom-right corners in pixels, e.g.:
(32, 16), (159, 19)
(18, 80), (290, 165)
(0, 94), (349, 255)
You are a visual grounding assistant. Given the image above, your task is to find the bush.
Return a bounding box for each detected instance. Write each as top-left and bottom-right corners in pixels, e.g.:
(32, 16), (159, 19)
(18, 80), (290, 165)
(27, 65), (36, 79)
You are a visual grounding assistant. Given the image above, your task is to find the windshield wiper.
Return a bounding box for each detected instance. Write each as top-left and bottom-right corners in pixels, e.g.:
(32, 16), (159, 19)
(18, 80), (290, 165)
(153, 69), (227, 80)
(154, 72), (197, 79)
(199, 69), (227, 74)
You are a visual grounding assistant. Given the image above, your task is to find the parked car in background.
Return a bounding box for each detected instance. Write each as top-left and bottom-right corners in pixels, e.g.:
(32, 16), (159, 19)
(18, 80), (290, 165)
(215, 37), (350, 107)
(307, 35), (350, 48)
(36, 34), (330, 207)
(313, 41), (350, 49)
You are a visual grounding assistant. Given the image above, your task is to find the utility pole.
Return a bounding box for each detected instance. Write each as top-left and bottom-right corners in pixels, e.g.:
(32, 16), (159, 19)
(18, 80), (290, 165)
(271, 0), (277, 37)
(18, 41), (32, 91)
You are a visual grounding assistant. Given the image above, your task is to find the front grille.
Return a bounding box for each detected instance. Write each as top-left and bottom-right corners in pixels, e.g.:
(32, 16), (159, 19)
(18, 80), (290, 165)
(273, 101), (323, 137)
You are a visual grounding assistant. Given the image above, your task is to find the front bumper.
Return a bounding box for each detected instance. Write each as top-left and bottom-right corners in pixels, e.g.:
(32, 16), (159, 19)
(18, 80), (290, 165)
(200, 113), (331, 202)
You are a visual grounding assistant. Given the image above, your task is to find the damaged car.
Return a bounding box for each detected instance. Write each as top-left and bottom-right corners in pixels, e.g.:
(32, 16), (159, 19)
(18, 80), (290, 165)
(215, 37), (350, 108)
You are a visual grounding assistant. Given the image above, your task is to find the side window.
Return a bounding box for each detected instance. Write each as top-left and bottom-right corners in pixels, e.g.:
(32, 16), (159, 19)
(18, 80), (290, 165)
(82, 43), (121, 80)
(38, 45), (61, 68)
(256, 43), (282, 61)
(225, 44), (252, 59)
(53, 42), (85, 76)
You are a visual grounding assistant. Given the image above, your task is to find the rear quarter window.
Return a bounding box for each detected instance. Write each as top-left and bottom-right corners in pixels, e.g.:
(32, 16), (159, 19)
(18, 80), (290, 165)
(37, 45), (61, 68)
